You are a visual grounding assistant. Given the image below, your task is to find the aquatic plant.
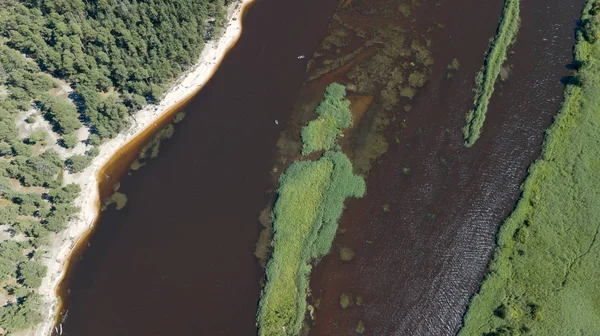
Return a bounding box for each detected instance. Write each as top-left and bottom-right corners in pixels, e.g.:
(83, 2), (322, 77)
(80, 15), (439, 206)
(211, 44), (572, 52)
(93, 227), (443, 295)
(460, 1), (600, 333)
(257, 152), (365, 336)
(258, 84), (365, 336)
(462, 0), (520, 147)
(301, 83), (353, 155)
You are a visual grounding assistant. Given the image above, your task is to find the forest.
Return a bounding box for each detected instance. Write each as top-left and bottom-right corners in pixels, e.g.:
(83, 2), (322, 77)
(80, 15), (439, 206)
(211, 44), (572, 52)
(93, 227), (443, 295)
(0, 0), (229, 333)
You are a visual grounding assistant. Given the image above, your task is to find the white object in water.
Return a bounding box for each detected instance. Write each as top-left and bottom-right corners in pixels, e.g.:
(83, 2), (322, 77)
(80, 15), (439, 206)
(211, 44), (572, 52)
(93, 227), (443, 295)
(297, 55), (305, 59)
(274, 120), (279, 125)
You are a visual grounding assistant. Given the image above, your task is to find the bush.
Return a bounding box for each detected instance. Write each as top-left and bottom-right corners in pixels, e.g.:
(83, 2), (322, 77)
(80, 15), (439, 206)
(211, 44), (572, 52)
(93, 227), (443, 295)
(65, 154), (92, 173)
(61, 133), (79, 149)
(25, 130), (47, 145)
(10, 141), (32, 157)
(17, 261), (46, 288)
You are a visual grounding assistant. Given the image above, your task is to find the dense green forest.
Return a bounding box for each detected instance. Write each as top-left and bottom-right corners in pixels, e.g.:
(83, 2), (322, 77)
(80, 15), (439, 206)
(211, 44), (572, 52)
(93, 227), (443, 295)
(257, 84), (366, 336)
(0, 0), (230, 333)
(460, 0), (600, 334)
(462, 0), (520, 147)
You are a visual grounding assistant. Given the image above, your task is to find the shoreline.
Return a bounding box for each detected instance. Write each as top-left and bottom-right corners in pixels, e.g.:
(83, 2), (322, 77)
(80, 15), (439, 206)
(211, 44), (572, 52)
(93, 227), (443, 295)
(32, 1), (255, 334)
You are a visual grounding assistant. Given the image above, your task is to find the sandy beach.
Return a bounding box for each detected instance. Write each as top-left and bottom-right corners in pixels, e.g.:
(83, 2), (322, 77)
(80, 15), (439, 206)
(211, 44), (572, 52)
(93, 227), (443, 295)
(31, 1), (255, 334)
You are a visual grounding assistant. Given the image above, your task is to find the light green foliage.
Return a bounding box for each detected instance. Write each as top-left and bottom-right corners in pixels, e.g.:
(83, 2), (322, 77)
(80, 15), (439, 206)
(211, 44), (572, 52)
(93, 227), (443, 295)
(258, 85), (365, 336)
(25, 130), (47, 145)
(462, 0), (520, 147)
(460, 2), (600, 334)
(257, 153), (365, 335)
(301, 83), (353, 155)
(0, 206), (18, 225)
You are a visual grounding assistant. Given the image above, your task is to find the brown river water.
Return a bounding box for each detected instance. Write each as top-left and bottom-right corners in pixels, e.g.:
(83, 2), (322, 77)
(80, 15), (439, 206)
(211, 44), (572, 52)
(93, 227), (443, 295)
(56, 0), (583, 335)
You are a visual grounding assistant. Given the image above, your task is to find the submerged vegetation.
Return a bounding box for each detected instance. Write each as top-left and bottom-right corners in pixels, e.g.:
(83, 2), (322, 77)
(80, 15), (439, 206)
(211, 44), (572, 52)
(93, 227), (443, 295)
(257, 84), (365, 336)
(462, 0), (520, 147)
(460, 1), (600, 334)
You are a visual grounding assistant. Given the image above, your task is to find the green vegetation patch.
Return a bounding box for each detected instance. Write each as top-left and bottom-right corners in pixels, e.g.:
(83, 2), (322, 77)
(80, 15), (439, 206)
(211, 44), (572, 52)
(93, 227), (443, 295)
(301, 83), (353, 155)
(258, 84), (365, 336)
(462, 0), (520, 147)
(460, 1), (600, 334)
(257, 152), (365, 335)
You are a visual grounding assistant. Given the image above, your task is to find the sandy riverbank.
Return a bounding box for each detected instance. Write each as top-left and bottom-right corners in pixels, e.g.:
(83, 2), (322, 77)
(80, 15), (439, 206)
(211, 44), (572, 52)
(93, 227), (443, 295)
(32, 1), (255, 334)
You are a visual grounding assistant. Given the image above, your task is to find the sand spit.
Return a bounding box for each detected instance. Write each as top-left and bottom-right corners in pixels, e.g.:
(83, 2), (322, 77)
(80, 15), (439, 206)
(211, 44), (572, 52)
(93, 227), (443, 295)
(32, 1), (255, 335)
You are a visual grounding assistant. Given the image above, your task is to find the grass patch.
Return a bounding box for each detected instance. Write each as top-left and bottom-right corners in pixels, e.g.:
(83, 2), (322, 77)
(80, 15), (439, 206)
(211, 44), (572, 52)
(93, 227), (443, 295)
(462, 0), (520, 147)
(301, 83), (353, 155)
(257, 84), (365, 335)
(257, 152), (365, 335)
(459, 1), (600, 334)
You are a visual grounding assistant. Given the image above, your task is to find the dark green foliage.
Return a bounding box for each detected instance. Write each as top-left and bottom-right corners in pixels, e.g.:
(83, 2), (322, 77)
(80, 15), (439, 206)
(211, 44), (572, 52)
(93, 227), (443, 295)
(61, 133), (79, 149)
(4, 284), (29, 299)
(0, 143), (12, 157)
(7, 150), (64, 187)
(48, 184), (81, 204)
(66, 154), (92, 173)
(86, 133), (101, 146)
(17, 261), (46, 288)
(0, 241), (26, 282)
(0, 293), (43, 333)
(74, 86), (130, 138)
(24, 130), (47, 145)
(86, 145), (100, 158)
(460, 1), (600, 334)
(0, 0), (228, 139)
(37, 93), (81, 135)
(0, 0), (232, 332)
(10, 141), (32, 157)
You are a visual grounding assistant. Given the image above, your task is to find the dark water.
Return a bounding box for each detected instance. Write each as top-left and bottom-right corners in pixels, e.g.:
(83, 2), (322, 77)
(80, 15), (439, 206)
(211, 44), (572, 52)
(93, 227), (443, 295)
(309, 0), (583, 335)
(56, 0), (341, 334)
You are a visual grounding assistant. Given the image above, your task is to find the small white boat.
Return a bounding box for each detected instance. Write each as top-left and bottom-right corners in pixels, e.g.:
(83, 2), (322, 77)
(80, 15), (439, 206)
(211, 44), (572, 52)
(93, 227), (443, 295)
(297, 55), (305, 59)
(274, 120), (279, 125)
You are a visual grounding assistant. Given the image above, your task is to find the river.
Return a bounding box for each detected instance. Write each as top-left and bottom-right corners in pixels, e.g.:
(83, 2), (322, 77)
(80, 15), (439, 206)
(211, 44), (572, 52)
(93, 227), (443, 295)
(308, 0), (583, 335)
(56, 0), (583, 335)
(56, 0), (340, 334)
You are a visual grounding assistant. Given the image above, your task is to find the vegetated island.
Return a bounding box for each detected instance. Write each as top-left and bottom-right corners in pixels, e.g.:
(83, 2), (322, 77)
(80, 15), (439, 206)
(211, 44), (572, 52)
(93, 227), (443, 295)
(462, 0), (520, 147)
(257, 83), (366, 336)
(0, 0), (252, 334)
(460, 0), (600, 334)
